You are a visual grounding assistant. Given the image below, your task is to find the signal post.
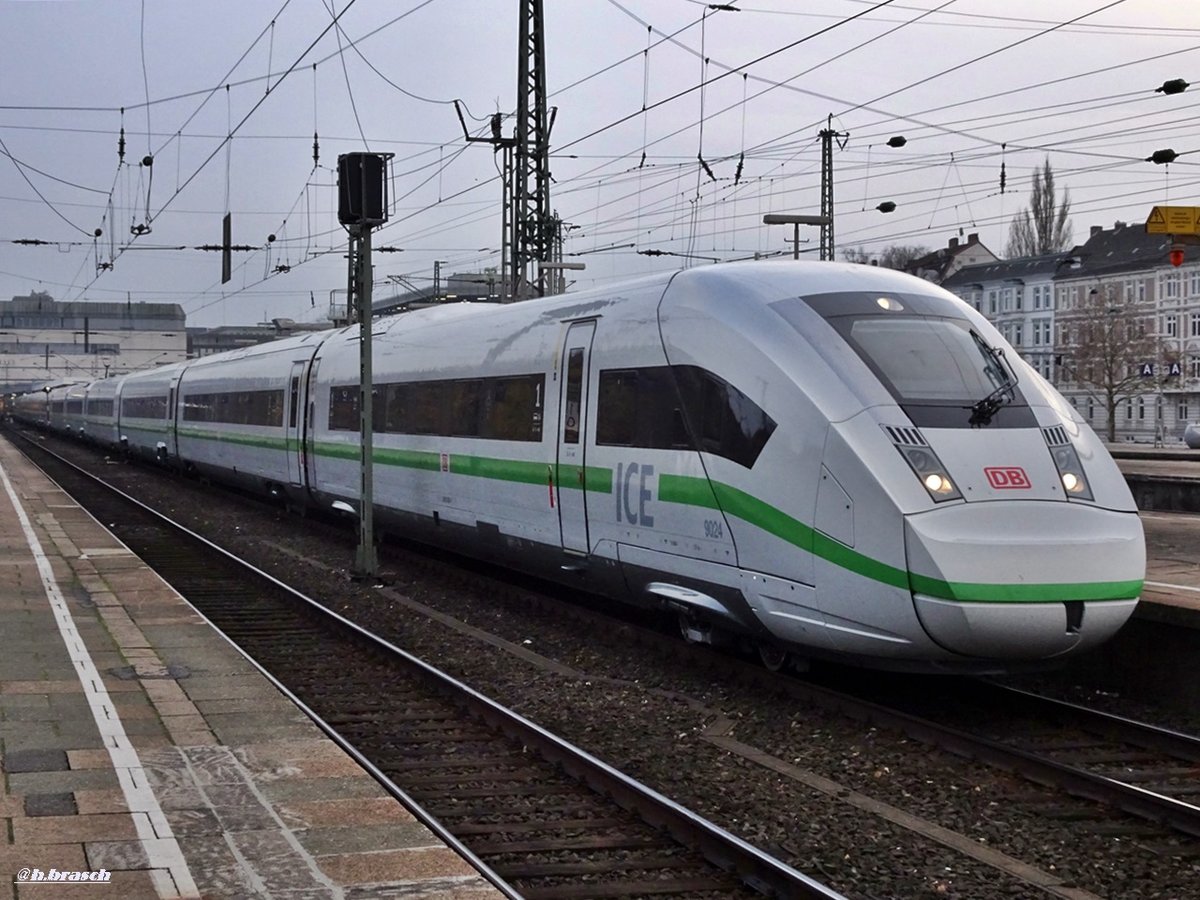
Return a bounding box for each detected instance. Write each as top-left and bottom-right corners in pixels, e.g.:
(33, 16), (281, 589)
(338, 152), (393, 580)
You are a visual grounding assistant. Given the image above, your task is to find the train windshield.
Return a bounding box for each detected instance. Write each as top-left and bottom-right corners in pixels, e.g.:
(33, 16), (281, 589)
(775, 291), (1035, 428)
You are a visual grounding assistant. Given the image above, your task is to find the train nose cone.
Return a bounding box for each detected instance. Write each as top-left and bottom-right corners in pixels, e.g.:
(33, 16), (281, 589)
(904, 502), (1144, 660)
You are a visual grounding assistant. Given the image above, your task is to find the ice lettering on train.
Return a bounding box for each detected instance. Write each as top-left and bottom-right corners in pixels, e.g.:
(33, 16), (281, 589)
(615, 462), (654, 526)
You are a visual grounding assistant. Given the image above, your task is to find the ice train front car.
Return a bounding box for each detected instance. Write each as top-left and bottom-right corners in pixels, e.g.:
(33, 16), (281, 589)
(651, 262), (1143, 672)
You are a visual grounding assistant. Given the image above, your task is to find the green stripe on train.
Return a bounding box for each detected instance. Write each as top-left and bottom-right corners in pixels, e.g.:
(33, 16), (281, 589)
(311, 440), (613, 493)
(162, 435), (1143, 605)
(658, 473), (1141, 604)
(177, 428), (288, 451)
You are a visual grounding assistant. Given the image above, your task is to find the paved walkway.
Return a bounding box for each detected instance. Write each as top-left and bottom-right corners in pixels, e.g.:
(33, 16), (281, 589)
(0, 435), (502, 899)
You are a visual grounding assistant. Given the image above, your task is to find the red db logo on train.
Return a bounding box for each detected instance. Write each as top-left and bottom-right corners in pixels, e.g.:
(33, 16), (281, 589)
(984, 466), (1030, 489)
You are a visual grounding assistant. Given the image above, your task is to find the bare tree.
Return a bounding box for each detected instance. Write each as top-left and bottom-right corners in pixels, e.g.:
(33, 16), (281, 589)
(882, 244), (929, 271)
(1005, 157), (1072, 258)
(1056, 281), (1172, 441)
(840, 244), (929, 269)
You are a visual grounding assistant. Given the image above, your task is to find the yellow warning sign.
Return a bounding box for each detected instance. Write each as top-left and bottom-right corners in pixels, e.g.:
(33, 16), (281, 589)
(1146, 205), (1200, 234)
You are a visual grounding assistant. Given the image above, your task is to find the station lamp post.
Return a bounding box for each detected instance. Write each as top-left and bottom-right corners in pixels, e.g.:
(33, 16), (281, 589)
(762, 214), (831, 260)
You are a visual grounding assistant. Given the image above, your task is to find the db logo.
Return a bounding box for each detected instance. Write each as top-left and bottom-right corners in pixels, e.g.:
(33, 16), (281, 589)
(984, 466), (1031, 489)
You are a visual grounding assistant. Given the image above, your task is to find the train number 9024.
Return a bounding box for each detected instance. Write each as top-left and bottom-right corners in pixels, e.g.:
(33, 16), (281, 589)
(703, 519), (724, 540)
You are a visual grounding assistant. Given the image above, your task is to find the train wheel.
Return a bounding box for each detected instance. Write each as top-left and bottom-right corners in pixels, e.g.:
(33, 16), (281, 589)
(757, 642), (789, 672)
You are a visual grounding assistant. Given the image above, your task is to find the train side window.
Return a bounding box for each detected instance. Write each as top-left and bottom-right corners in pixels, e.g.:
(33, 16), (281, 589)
(122, 395), (169, 419)
(381, 383), (406, 433)
(480, 375), (544, 442)
(334, 375), (545, 441)
(288, 377), (300, 428)
(329, 386), (359, 431)
(563, 348), (584, 444)
(263, 390), (284, 427)
(87, 399), (114, 418)
(596, 370), (637, 445)
(674, 366), (775, 468)
(449, 380), (482, 437)
(596, 367), (687, 451)
(408, 381), (448, 434)
(597, 365), (774, 468)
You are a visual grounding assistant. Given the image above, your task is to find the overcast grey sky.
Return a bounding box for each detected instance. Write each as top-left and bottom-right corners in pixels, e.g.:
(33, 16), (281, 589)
(2, 0), (1198, 326)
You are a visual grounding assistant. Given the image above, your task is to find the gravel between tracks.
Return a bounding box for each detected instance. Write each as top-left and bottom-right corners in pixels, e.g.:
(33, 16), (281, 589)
(37, 437), (1200, 900)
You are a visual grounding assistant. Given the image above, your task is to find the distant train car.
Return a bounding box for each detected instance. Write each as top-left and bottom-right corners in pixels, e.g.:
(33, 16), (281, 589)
(116, 362), (187, 462)
(62, 382), (88, 436)
(45, 382), (79, 434)
(174, 332), (326, 496)
(82, 377), (120, 448)
(11, 388), (48, 425)
(19, 262), (1146, 672)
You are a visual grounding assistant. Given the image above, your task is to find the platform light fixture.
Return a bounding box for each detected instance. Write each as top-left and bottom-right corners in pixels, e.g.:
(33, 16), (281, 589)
(763, 214), (830, 260)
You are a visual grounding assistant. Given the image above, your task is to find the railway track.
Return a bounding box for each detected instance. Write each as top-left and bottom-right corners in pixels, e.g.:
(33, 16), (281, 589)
(833, 676), (1200, 840)
(11, 430), (842, 900)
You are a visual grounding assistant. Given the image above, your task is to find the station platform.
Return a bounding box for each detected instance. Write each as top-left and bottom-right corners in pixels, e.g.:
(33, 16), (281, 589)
(1106, 449), (1200, 621)
(0, 438), (503, 898)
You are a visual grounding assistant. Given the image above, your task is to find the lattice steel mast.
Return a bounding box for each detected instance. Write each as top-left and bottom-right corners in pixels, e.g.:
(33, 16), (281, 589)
(512, 0), (553, 298)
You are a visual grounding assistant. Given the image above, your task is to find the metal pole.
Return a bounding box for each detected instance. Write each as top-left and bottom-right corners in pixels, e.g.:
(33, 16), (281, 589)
(355, 224), (378, 578)
(792, 223), (799, 260)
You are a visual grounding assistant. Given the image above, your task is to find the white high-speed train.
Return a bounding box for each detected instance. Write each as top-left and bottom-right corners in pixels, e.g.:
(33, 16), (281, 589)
(15, 262), (1145, 672)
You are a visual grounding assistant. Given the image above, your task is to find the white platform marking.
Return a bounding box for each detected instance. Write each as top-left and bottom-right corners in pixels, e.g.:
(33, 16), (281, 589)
(0, 458), (200, 899)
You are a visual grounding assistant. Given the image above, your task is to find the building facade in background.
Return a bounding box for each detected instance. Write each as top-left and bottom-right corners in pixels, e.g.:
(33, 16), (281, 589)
(186, 318), (331, 357)
(0, 292), (186, 393)
(943, 222), (1192, 444)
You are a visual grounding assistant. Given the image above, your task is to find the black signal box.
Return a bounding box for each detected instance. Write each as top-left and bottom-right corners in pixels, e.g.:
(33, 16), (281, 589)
(338, 153), (390, 226)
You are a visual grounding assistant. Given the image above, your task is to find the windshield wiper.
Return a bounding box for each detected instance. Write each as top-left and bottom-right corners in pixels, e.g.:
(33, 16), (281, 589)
(969, 331), (1017, 426)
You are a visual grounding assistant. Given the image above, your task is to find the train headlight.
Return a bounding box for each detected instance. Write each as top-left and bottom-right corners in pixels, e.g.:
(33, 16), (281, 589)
(898, 445), (962, 502)
(1050, 444), (1093, 500)
(924, 473), (953, 494)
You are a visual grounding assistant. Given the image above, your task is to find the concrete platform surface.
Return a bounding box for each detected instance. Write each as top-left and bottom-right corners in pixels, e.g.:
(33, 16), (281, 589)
(1139, 508), (1200, 623)
(0, 436), (503, 898)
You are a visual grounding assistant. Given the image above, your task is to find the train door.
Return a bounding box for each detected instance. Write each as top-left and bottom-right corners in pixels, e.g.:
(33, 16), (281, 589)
(556, 321), (596, 555)
(165, 374), (181, 462)
(285, 360), (306, 487)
